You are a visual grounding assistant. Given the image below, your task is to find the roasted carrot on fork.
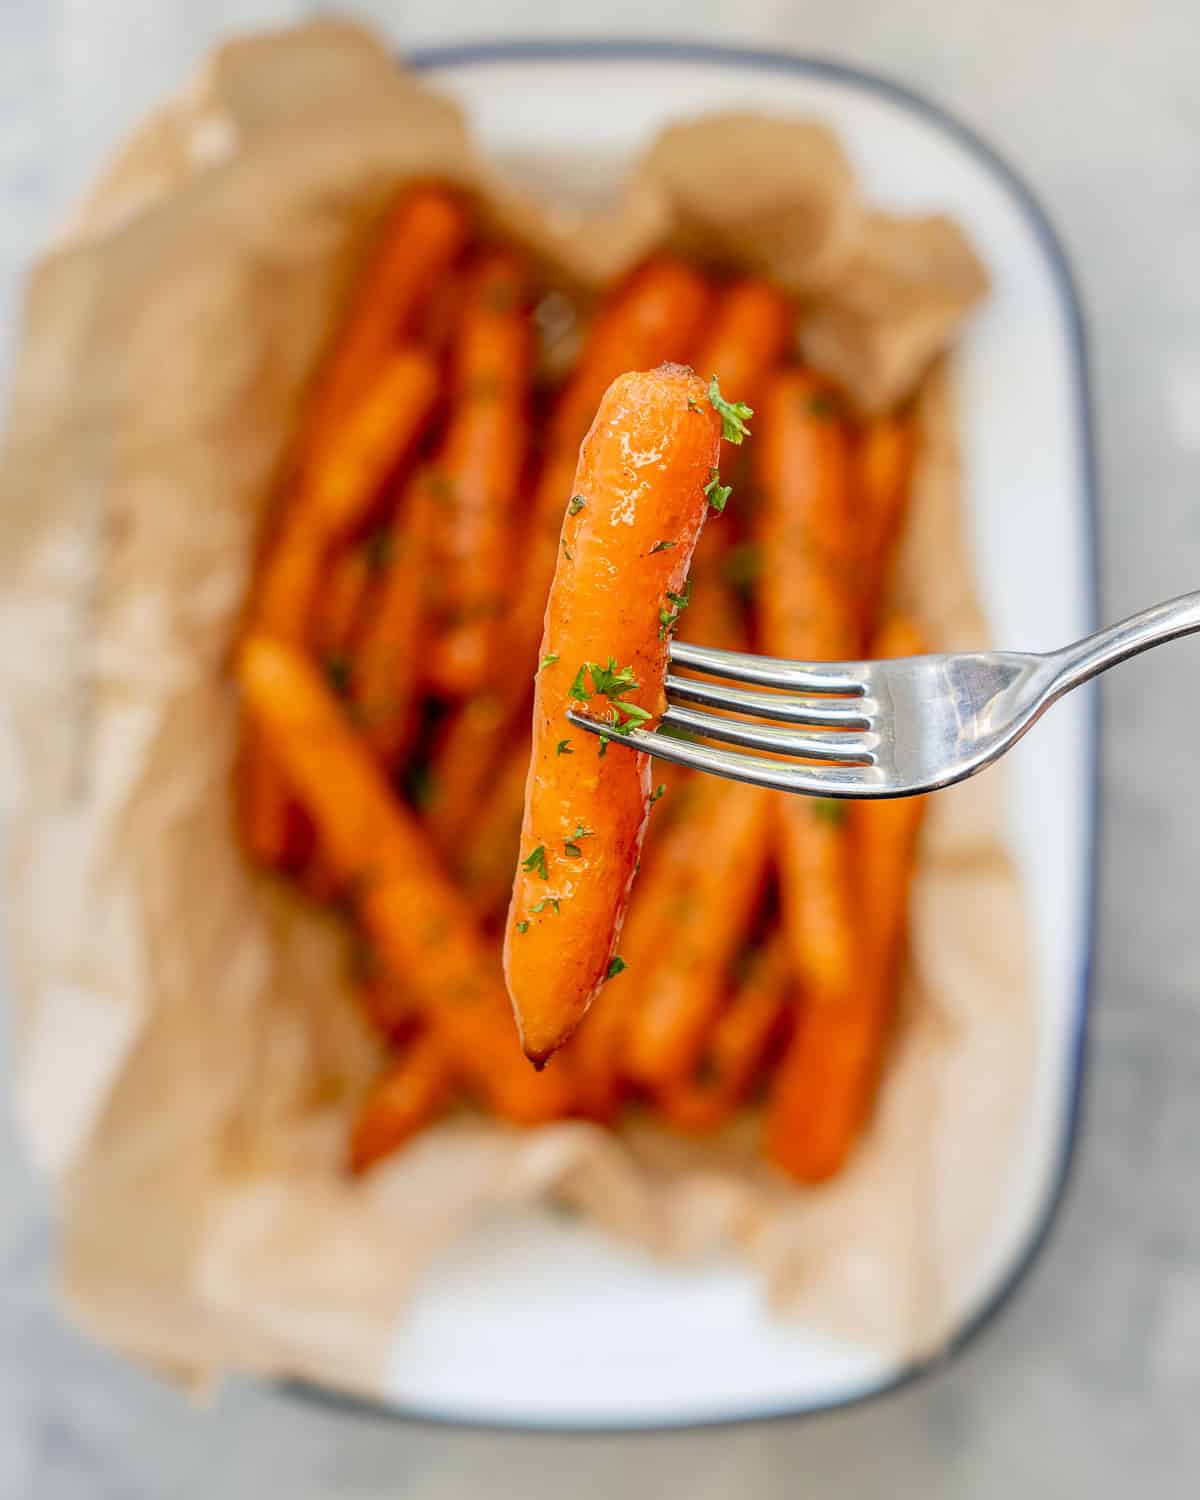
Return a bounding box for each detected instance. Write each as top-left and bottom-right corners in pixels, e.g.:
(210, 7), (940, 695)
(238, 636), (572, 1123)
(504, 364), (725, 1063)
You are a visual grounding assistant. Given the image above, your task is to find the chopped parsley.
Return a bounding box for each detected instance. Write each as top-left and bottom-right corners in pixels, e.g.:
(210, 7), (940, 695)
(708, 375), (753, 444)
(562, 540), (573, 561)
(588, 659), (640, 698)
(521, 844), (548, 879)
(605, 956), (628, 980)
(649, 539), (677, 554)
(539, 653), (559, 672)
(563, 842), (583, 859)
(569, 664), (591, 699)
(516, 920), (530, 934)
(704, 468), (733, 514)
(650, 783), (667, 803)
(568, 494), (586, 515)
(530, 898), (562, 915)
(570, 823), (595, 839)
(686, 397), (702, 413)
(555, 738), (573, 756)
(614, 701), (653, 728)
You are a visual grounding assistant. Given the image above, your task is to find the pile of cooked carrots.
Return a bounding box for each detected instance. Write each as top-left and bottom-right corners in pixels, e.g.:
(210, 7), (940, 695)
(235, 182), (925, 1185)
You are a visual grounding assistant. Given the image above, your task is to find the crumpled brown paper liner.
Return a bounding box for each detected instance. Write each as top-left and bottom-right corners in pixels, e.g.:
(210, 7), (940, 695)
(0, 20), (1028, 1398)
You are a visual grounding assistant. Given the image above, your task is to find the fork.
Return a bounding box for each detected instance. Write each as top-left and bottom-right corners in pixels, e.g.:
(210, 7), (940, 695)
(566, 591), (1200, 799)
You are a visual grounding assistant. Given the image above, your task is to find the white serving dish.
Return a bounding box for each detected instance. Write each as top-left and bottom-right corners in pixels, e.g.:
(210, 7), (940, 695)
(346, 40), (1097, 1430)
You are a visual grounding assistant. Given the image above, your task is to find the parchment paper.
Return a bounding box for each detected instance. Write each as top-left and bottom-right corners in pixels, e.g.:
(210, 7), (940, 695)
(0, 19), (1028, 1397)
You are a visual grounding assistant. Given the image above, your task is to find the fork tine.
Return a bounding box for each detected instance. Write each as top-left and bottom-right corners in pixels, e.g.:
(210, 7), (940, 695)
(665, 674), (873, 729)
(660, 705), (876, 762)
(669, 641), (867, 695)
(564, 711), (879, 796)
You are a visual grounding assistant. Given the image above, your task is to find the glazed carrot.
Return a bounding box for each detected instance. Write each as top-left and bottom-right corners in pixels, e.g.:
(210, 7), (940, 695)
(312, 537), (377, 669)
(351, 470), (438, 766)
(565, 783), (702, 1121)
(299, 348), (439, 539)
(455, 735), (532, 924)
(855, 413), (915, 641)
(355, 965), (421, 1045)
(238, 636), (572, 1123)
(427, 249), (534, 695)
(349, 1033), (456, 1174)
(688, 279), (792, 581)
(505, 260), (714, 680)
(767, 618), (928, 1181)
(304, 185), (469, 462)
(621, 778), (772, 1089)
(659, 938), (789, 1132)
(504, 365), (724, 1062)
(424, 693), (512, 852)
(756, 367), (858, 1001)
(237, 350), (439, 867)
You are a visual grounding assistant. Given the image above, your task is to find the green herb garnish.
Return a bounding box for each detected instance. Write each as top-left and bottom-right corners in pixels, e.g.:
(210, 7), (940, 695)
(605, 956), (628, 980)
(708, 375), (753, 444)
(588, 659), (640, 699)
(569, 664), (591, 699)
(539, 653), (559, 672)
(362, 528), (393, 573)
(521, 844), (548, 879)
(556, 738), (573, 756)
(704, 468), (733, 514)
(531, 898), (562, 915)
(516, 920), (530, 934)
(649, 539), (677, 554)
(568, 494), (586, 515)
(562, 540), (573, 561)
(650, 783), (667, 803)
(563, 842), (582, 859)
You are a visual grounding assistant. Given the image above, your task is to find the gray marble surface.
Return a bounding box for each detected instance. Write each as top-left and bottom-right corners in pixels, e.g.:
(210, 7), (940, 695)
(2, 1), (1198, 1495)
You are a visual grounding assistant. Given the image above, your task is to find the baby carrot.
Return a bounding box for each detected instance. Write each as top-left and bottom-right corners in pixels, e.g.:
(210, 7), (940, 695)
(238, 636), (572, 1123)
(351, 469), (438, 766)
(659, 938), (789, 1133)
(504, 365), (724, 1062)
(622, 777), (772, 1089)
(349, 1033), (456, 1174)
(855, 413), (915, 642)
(428, 248), (534, 695)
(304, 185), (469, 462)
(768, 617), (928, 1181)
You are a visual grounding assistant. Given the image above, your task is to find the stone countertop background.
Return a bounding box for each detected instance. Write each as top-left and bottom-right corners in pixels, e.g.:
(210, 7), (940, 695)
(1, 2), (1197, 1495)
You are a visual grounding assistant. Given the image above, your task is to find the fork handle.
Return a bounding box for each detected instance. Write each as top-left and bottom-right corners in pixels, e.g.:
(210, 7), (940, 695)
(1054, 589), (1200, 692)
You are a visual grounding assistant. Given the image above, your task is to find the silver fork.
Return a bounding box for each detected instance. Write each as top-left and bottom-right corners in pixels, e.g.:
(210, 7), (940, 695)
(567, 591), (1200, 799)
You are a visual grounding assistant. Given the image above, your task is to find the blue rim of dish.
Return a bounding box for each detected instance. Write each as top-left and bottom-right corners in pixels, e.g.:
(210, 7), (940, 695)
(285, 37), (1101, 1434)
